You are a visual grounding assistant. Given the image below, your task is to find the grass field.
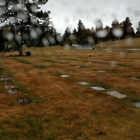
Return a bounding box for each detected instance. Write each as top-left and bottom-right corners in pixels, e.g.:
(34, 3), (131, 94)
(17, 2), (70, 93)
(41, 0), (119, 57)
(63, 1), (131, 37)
(0, 38), (140, 140)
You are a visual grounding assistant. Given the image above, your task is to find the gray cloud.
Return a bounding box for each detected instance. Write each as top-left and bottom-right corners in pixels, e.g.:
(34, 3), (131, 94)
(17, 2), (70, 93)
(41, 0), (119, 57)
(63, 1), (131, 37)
(41, 0), (140, 34)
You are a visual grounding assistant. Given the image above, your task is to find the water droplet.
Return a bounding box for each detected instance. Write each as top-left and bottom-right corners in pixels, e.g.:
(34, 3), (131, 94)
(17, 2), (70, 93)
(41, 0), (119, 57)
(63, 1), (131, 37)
(42, 38), (49, 46)
(15, 33), (22, 42)
(7, 32), (14, 40)
(125, 38), (133, 44)
(31, 4), (38, 13)
(0, 0), (6, 6)
(110, 61), (117, 67)
(87, 36), (94, 44)
(119, 51), (126, 58)
(48, 36), (55, 44)
(56, 34), (62, 42)
(30, 28), (38, 39)
(112, 28), (123, 37)
(31, 17), (37, 25)
(106, 47), (112, 53)
(64, 44), (70, 50)
(96, 29), (108, 38)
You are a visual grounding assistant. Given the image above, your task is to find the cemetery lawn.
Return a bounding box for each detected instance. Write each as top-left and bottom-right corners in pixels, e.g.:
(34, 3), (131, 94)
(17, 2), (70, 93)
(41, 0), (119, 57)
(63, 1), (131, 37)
(0, 39), (140, 140)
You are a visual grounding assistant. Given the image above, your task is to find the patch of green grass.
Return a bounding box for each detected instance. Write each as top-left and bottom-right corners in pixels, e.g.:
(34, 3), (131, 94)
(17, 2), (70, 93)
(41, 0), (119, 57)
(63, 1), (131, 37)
(15, 82), (30, 94)
(0, 130), (20, 139)
(45, 136), (56, 140)
(32, 96), (46, 104)
(33, 65), (47, 69)
(12, 58), (32, 65)
(44, 59), (56, 63)
(0, 130), (7, 138)
(25, 128), (43, 138)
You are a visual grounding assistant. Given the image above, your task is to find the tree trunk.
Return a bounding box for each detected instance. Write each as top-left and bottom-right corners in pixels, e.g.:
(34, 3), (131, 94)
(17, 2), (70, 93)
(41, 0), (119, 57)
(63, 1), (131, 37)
(18, 43), (23, 56)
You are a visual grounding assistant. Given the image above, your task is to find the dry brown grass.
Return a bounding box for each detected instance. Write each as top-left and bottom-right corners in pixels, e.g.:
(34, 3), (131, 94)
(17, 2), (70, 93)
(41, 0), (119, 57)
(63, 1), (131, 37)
(0, 39), (140, 139)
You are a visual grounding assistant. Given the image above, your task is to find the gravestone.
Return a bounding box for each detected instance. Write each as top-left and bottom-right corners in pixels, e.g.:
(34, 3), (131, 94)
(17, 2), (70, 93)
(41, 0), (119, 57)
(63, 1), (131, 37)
(90, 86), (105, 90)
(8, 89), (18, 94)
(60, 74), (70, 78)
(78, 82), (89, 85)
(17, 97), (32, 105)
(106, 91), (127, 99)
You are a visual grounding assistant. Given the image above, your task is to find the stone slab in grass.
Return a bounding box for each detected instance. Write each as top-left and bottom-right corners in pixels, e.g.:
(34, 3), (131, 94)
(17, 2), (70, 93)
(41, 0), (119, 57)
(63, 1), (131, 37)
(2, 80), (13, 85)
(131, 77), (140, 81)
(78, 81), (89, 85)
(90, 86), (105, 90)
(17, 97), (32, 105)
(106, 91), (127, 99)
(88, 62), (91, 63)
(97, 70), (106, 73)
(75, 65), (81, 68)
(0, 77), (11, 81)
(133, 102), (140, 108)
(5, 85), (16, 89)
(60, 74), (70, 78)
(7, 89), (18, 94)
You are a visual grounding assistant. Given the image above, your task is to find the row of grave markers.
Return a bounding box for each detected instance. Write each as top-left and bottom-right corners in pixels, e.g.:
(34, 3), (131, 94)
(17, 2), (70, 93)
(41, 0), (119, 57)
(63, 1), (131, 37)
(60, 73), (140, 108)
(0, 74), (32, 105)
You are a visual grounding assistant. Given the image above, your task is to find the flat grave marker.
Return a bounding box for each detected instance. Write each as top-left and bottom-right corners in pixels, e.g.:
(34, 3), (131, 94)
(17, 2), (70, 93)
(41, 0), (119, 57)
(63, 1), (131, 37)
(106, 91), (127, 99)
(78, 81), (89, 85)
(90, 86), (105, 91)
(60, 74), (70, 78)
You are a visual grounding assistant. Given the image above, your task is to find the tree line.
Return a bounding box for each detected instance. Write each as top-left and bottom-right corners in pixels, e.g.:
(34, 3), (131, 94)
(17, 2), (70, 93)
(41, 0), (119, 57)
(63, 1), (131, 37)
(62, 17), (140, 46)
(0, 0), (140, 56)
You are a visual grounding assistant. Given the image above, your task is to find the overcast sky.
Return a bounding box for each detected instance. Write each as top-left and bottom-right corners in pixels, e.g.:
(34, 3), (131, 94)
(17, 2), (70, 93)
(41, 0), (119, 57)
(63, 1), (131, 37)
(41, 0), (140, 34)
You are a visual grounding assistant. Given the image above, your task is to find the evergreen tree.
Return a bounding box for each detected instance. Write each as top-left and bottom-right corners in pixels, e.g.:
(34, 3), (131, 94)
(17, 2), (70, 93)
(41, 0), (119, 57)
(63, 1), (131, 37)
(0, 0), (52, 55)
(122, 17), (135, 38)
(76, 20), (88, 44)
(135, 22), (140, 38)
(62, 27), (72, 45)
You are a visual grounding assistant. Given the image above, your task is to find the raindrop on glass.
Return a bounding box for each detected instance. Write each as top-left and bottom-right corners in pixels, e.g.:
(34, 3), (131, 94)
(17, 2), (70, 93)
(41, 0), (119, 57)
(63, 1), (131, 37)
(119, 51), (126, 58)
(125, 38), (133, 44)
(112, 28), (123, 37)
(48, 36), (55, 45)
(64, 44), (70, 50)
(110, 61), (117, 67)
(42, 38), (49, 46)
(56, 34), (62, 42)
(96, 29), (108, 38)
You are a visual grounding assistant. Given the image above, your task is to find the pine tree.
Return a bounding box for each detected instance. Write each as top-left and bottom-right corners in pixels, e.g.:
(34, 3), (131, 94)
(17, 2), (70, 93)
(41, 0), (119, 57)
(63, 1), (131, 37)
(135, 22), (140, 38)
(0, 0), (52, 55)
(122, 17), (135, 38)
(62, 27), (72, 45)
(76, 20), (88, 44)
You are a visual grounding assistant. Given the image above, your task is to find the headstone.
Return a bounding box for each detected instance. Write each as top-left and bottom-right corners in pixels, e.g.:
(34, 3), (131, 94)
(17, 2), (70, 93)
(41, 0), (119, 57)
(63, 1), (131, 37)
(75, 66), (81, 68)
(133, 102), (140, 108)
(131, 77), (140, 81)
(7, 89), (18, 94)
(0, 77), (11, 81)
(90, 86), (105, 90)
(97, 70), (106, 73)
(106, 91), (127, 99)
(5, 85), (16, 89)
(60, 74), (70, 78)
(78, 82), (89, 85)
(2, 80), (13, 85)
(17, 97), (32, 105)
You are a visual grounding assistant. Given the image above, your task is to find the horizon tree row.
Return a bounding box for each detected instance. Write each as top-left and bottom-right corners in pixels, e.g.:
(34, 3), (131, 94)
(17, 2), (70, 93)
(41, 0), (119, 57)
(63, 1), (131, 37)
(62, 17), (140, 45)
